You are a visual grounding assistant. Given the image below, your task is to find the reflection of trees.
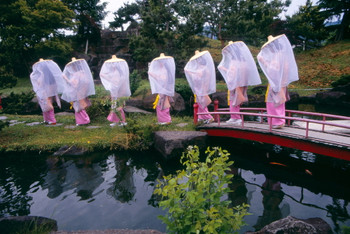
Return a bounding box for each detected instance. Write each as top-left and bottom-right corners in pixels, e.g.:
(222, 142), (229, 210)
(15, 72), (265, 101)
(0, 155), (47, 216)
(107, 157), (136, 203)
(123, 151), (168, 207)
(253, 177), (284, 231)
(326, 199), (349, 233)
(227, 167), (248, 207)
(42, 157), (67, 199)
(42, 155), (105, 201)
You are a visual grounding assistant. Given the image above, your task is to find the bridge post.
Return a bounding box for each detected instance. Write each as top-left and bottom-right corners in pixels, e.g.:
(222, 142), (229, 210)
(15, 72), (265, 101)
(193, 103), (198, 125)
(214, 100), (219, 122)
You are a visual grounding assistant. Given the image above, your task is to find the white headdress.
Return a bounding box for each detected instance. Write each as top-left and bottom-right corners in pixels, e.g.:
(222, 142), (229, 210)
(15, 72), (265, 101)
(148, 53), (175, 97)
(61, 58), (95, 102)
(184, 51), (216, 97)
(218, 41), (261, 90)
(100, 56), (131, 99)
(30, 59), (64, 99)
(257, 34), (299, 93)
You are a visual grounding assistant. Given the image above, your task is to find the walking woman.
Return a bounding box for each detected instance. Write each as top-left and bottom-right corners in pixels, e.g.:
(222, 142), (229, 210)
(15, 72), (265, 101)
(257, 35), (299, 129)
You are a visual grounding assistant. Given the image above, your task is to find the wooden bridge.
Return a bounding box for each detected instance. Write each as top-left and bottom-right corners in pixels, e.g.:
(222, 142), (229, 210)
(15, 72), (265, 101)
(195, 104), (350, 161)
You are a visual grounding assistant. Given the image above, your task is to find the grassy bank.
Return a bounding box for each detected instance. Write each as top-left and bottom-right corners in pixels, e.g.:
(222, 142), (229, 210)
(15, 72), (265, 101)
(0, 112), (195, 154)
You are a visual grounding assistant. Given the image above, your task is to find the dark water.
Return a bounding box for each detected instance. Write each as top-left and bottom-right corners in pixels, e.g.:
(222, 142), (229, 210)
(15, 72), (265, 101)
(1, 139), (350, 233)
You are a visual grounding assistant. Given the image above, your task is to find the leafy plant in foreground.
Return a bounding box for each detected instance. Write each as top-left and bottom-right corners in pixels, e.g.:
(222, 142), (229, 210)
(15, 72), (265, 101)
(154, 145), (250, 233)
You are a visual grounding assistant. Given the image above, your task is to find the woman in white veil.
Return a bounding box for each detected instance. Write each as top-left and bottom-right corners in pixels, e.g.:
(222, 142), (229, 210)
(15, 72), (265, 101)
(100, 55), (131, 127)
(184, 50), (216, 124)
(61, 58), (95, 126)
(257, 34), (299, 129)
(218, 41), (261, 124)
(148, 53), (175, 125)
(30, 59), (64, 125)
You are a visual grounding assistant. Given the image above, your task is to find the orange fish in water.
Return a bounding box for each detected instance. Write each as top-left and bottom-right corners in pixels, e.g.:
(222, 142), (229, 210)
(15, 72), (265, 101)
(269, 162), (287, 167)
(305, 169), (313, 175)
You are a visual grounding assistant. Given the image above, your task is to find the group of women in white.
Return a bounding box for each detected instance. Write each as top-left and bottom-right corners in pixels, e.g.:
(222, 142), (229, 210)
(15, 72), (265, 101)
(30, 34), (299, 128)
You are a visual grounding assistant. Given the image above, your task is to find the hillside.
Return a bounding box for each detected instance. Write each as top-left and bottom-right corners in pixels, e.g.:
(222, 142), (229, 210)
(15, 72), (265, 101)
(204, 39), (350, 89)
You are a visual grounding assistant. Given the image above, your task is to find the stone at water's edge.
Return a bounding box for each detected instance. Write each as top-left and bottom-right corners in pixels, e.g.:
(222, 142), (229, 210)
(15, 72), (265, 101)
(154, 131), (207, 160)
(0, 216), (57, 233)
(246, 216), (333, 234)
(54, 145), (88, 156)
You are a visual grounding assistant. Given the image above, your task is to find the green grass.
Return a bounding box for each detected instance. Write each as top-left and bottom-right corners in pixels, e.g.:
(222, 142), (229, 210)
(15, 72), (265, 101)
(0, 112), (196, 153)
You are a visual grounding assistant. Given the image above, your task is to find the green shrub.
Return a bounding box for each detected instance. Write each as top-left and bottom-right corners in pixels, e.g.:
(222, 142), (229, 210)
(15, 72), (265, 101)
(0, 120), (9, 132)
(0, 65), (17, 88)
(343, 226), (350, 234)
(154, 145), (250, 234)
(331, 74), (350, 88)
(86, 98), (110, 120)
(175, 81), (193, 104)
(130, 70), (143, 95)
(2, 92), (36, 114)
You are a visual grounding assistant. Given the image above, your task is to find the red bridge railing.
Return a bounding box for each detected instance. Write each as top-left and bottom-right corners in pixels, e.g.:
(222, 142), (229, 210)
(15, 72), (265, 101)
(193, 102), (350, 139)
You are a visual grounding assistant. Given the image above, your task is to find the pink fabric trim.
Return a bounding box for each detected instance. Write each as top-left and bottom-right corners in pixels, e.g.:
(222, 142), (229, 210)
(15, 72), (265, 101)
(229, 102), (241, 119)
(266, 102), (285, 126)
(107, 109), (126, 123)
(198, 104), (213, 120)
(43, 109), (56, 123)
(156, 106), (171, 123)
(75, 110), (90, 125)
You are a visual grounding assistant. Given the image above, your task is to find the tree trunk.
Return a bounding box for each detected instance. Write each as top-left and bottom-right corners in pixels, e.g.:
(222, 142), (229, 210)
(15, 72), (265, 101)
(85, 39), (89, 54)
(335, 10), (350, 41)
(218, 23), (225, 48)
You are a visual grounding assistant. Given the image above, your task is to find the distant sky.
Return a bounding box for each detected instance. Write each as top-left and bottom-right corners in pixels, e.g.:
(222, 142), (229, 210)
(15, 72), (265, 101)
(101, 0), (314, 28)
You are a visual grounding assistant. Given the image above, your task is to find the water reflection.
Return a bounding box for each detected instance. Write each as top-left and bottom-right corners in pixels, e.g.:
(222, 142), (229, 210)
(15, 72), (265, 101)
(253, 177), (284, 230)
(107, 157), (136, 203)
(0, 145), (349, 233)
(43, 156), (104, 201)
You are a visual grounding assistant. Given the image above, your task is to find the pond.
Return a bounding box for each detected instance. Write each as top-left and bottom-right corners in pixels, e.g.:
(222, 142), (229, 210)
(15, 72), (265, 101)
(1, 137), (350, 233)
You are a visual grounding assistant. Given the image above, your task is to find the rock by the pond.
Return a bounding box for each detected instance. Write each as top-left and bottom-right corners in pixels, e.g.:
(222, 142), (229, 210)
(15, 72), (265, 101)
(0, 116), (8, 120)
(247, 216), (333, 234)
(54, 145), (88, 156)
(54, 230), (164, 234)
(175, 123), (188, 128)
(154, 131), (207, 159)
(0, 216), (57, 233)
(124, 105), (152, 114)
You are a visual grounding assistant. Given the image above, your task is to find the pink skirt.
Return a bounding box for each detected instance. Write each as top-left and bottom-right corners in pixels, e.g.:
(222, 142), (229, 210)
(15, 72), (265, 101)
(43, 109), (56, 123)
(75, 109), (90, 125)
(107, 109), (126, 123)
(266, 102), (285, 126)
(198, 104), (213, 120)
(229, 102), (241, 119)
(156, 106), (171, 123)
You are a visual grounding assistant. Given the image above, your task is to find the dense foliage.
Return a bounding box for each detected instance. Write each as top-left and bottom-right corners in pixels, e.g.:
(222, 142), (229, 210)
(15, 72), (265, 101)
(0, 0), (74, 79)
(286, 0), (329, 49)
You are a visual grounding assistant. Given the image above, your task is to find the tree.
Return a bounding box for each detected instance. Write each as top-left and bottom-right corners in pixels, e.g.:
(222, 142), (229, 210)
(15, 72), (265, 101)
(61, 0), (107, 49)
(0, 0), (74, 79)
(109, 3), (140, 31)
(221, 0), (290, 46)
(317, 0), (350, 41)
(286, 0), (328, 49)
(126, 0), (207, 69)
